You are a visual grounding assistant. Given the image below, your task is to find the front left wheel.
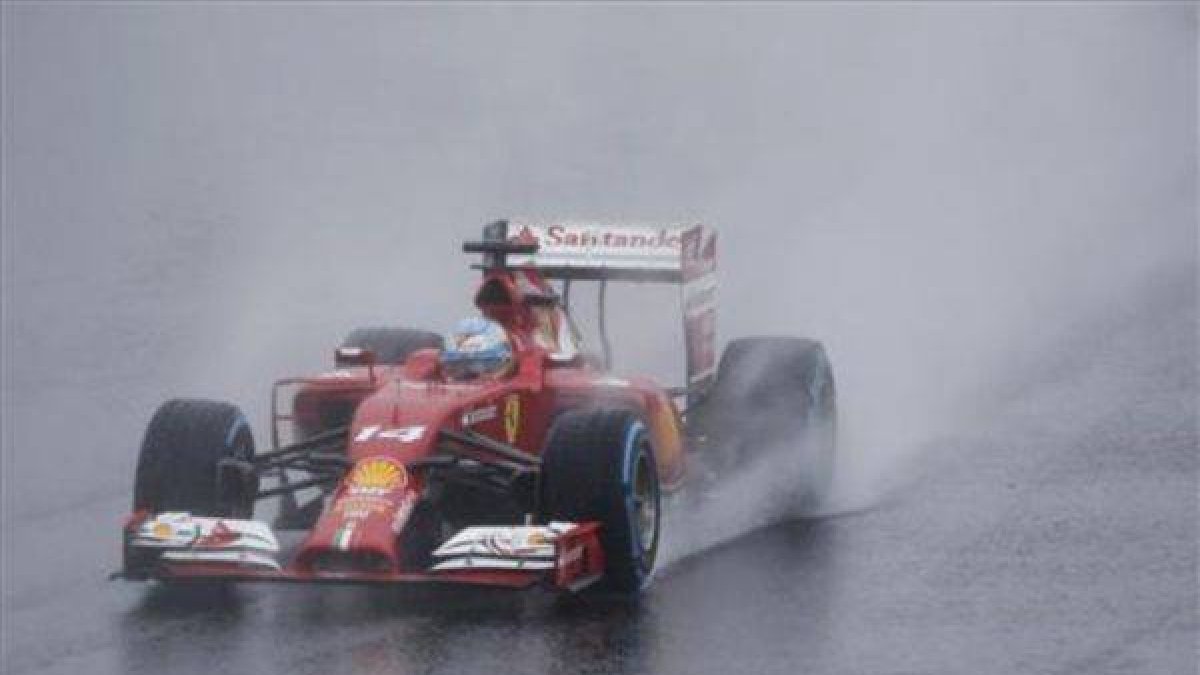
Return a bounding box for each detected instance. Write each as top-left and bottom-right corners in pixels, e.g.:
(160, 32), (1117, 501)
(540, 408), (661, 593)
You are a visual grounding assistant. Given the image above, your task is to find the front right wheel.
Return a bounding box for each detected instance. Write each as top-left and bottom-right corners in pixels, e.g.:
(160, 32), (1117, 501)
(540, 408), (661, 593)
(133, 397), (257, 518)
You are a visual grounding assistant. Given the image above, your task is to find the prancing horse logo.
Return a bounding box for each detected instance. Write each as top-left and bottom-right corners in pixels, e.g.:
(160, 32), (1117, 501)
(503, 394), (520, 444)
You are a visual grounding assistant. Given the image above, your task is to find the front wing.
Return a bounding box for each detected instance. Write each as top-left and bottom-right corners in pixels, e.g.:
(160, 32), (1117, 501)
(119, 511), (605, 592)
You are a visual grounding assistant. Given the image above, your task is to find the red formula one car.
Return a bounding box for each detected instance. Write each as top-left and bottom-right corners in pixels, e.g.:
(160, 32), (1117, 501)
(119, 220), (837, 594)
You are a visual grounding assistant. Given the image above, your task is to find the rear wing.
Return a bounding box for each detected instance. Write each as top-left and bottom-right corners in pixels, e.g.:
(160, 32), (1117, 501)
(469, 220), (718, 393)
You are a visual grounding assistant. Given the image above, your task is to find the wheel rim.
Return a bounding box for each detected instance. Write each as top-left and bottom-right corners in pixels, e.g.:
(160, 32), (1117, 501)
(631, 447), (659, 555)
(226, 423), (255, 518)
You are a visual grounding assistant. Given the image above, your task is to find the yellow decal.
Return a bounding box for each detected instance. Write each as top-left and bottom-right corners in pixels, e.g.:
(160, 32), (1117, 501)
(349, 457), (406, 492)
(504, 394), (521, 444)
(649, 396), (684, 485)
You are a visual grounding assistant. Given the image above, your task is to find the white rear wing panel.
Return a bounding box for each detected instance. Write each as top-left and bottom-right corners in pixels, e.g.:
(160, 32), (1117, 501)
(680, 226), (718, 388)
(505, 221), (703, 283)
(496, 220), (719, 391)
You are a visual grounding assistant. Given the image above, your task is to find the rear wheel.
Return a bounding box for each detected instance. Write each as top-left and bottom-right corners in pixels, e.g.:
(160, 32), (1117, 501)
(701, 337), (837, 510)
(541, 408), (661, 593)
(339, 327), (443, 365)
(133, 398), (257, 518)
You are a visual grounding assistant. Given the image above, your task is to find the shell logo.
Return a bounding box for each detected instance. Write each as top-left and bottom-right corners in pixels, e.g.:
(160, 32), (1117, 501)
(349, 457), (406, 492)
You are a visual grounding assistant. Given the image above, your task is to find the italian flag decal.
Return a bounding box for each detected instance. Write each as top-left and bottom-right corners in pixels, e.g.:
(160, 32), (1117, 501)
(333, 522), (356, 551)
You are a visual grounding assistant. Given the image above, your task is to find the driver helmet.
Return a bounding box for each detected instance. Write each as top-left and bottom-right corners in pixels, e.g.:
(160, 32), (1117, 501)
(440, 317), (513, 380)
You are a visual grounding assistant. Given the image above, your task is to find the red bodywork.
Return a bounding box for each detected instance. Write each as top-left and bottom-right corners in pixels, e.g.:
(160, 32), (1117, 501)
(124, 265), (686, 591)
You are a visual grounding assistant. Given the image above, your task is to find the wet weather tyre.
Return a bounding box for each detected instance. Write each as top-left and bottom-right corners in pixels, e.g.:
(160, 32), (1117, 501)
(339, 327), (443, 365)
(541, 408), (661, 594)
(706, 337), (837, 509)
(133, 398), (256, 518)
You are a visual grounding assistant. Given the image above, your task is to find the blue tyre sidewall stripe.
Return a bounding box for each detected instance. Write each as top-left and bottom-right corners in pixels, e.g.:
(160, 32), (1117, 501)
(622, 421), (651, 574)
(225, 415), (250, 456)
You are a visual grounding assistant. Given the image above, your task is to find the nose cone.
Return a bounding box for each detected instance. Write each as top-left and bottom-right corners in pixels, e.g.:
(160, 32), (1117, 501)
(294, 456), (420, 573)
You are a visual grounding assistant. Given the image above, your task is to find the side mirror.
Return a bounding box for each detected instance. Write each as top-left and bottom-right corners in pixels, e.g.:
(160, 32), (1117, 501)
(334, 347), (377, 368)
(403, 348), (442, 381)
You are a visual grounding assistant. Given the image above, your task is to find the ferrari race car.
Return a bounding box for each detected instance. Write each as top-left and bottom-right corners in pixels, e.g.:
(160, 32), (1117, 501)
(118, 220), (837, 594)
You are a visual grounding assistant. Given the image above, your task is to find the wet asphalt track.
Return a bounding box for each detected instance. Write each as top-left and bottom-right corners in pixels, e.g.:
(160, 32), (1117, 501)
(2, 272), (1194, 675)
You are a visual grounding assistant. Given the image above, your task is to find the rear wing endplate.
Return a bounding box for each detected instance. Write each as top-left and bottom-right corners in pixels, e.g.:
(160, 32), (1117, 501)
(473, 220), (718, 392)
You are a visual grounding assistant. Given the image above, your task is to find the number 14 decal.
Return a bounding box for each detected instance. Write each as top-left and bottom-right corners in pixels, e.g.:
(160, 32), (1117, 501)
(354, 425), (426, 443)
